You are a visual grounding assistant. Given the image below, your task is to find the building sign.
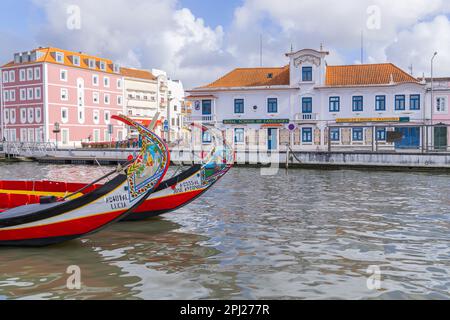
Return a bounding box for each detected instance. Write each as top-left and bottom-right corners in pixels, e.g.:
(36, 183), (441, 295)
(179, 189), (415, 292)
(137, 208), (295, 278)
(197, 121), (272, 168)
(336, 117), (410, 123)
(223, 119), (290, 125)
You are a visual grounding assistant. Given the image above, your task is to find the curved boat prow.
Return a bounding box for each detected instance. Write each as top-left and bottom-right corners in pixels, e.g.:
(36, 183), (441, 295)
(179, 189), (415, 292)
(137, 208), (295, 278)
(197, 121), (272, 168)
(0, 115), (170, 247)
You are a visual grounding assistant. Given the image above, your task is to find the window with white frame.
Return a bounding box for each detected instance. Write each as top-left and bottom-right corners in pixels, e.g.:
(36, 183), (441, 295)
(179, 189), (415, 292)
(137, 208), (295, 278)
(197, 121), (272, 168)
(27, 68), (33, 81)
(117, 79), (122, 89)
(61, 88), (69, 101)
(104, 77), (110, 88)
(93, 110), (100, 124)
(34, 67), (41, 80)
(20, 69), (26, 81)
(234, 128), (245, 144)
(55, 52), (64, 63)
(20, 89), (26, 101)
(61, 108), (69, 123)
(99, 61), (106, 71)
(10, 109), (16, 124)
(2, 71), (8, 83)
(92, 74), (99, 86)
(3, 91), (9, 102)
(93, 92), (99, 104)
(27, 88), (34, 100)
(104, 93), (110, 104)
(9, 70), (15, 82)
(3, 109), (9, 124)
(435, 96), (448, 113)
(72, 55), (80, 66)
(35, 108), (42, 123)
(88, 59), (96, 69)
(20, 108), (27, 124)
(35, 87), (42, 100)
(60, 69), (68, 81)
(28, 108), (34, 123)
(104, 111), (110, 124)
(117, 95), (122, 105)
(10, 90), (15, 101)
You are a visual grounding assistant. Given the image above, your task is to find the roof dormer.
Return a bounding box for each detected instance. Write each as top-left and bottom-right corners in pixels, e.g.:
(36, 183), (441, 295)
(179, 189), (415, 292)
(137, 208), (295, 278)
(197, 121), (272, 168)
(285, 48), (329, 87)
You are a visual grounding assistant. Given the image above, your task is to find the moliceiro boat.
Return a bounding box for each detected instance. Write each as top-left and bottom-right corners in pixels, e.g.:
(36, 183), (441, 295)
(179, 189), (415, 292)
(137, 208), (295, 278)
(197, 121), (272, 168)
(0, 115), (170, 247)
(0, 124), (234, 222)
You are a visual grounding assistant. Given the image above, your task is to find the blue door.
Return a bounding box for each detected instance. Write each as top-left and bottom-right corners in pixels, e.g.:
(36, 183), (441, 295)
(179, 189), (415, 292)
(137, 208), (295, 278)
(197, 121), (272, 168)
(267, 128), (278, 150)
(395, 127), (420, 149)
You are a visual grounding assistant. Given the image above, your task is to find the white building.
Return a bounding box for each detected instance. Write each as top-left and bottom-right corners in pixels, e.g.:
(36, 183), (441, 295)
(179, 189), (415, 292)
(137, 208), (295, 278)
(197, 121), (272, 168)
(187, 49), (427, 151)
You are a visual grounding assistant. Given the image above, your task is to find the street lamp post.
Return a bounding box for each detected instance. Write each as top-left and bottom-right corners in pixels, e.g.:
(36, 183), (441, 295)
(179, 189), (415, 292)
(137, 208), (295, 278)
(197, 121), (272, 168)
(53, 122), (61, 149)
(430, 52), (438, 151)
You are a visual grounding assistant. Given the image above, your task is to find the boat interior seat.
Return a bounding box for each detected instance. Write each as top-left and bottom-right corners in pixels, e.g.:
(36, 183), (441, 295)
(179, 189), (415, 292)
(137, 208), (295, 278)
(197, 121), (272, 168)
(155, 164), (202, 192)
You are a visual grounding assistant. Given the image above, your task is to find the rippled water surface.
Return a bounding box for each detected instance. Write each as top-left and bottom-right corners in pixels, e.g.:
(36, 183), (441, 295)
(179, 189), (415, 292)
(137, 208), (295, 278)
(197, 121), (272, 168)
(0, 162), (450, 300)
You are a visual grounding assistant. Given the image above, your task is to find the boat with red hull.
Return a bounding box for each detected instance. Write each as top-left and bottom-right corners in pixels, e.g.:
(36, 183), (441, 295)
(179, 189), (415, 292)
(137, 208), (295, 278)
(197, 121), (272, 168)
(0, 115), (170, 247)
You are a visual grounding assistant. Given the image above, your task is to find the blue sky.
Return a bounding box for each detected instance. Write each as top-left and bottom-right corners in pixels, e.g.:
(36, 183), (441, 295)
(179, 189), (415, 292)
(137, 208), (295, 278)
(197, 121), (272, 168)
(1, 0), (450, 88)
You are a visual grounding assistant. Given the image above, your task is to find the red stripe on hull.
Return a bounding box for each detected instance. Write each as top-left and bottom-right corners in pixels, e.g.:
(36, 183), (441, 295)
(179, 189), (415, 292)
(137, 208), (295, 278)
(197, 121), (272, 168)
(0, 211), (124, 242)
(132, 190), (204, 214)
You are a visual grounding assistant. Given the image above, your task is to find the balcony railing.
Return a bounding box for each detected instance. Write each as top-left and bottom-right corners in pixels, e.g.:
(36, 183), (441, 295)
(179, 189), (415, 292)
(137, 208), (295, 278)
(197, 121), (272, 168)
(184, 115), (217, 124)
(295, 113), (319, 121)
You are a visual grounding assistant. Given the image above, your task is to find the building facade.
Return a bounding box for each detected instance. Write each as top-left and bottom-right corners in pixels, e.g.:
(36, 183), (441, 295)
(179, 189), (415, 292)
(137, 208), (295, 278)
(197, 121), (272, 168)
(187, 49), (428, 151)
(0, 47), (125, 147)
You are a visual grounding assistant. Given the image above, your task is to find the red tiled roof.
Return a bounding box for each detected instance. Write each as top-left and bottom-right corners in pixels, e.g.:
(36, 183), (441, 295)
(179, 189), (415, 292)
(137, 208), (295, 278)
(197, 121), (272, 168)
(121, 67), (157, 81)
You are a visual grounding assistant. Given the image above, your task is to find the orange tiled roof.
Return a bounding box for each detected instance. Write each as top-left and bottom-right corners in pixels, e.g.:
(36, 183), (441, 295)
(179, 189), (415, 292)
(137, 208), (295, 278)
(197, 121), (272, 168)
(121, 67), (157, 81)
(201, 66), (290, 88)
(325, 63), (419, 86)
(2, 47), (120, 74)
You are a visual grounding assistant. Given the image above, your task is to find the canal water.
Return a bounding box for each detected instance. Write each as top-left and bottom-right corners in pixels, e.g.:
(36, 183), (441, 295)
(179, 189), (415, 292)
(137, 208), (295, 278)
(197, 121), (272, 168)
(0, 163), (449, 300)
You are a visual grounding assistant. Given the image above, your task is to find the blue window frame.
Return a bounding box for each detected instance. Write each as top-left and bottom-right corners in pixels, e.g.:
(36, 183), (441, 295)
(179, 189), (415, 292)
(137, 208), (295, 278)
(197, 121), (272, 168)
(376, 128), (386, 141)
(395, 95), (406, 110)
(202, 131), (212, 143)
(302, 67), (313, 82)
(302, 97), (312, 113)
(352, 96), (363, 112)
(375, 95), (386, 111)
(302, 128), (313, 143)
(202, 100), (212, 115)
(330, 128), (340, 141)
(329, 97), (340, 112)
(410, 95), (420, 110)
(267, 98), (278, 113)
(352, 128), (364, 141)
(234, 99), (244, 114)
(234, 128), (244, 143)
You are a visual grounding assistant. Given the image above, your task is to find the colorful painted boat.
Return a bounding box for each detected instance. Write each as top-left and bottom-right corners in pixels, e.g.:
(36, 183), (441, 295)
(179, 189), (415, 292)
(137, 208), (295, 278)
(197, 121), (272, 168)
(0, 115), (170, 247)
(0, 125), (234, 222)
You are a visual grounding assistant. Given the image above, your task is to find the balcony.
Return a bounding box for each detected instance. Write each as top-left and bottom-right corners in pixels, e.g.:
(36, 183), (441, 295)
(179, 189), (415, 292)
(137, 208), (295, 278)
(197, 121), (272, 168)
(295, 113), (319, 122)
(184, 115), (217, 124)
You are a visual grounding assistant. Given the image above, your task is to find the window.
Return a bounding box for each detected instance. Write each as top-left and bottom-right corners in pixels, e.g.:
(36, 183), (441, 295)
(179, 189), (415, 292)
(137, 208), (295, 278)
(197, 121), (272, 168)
(10, 109), (16, 124)
(302, 67), (313, 82)
(202, 131), (212, 143)
(302, 128), (313, 143)
(88, 59), (96, 69)
(117, 95), (122, 105)
(72, 55), (80, 66)
(93, 92), (99, 104)
(99, 61), (106, 71)
(395, 95), (405, 111)
(376, 128), (386, 141)
(352, 128), (364, 141)
(104, 77), (110, 88)
(93, 110), (100, 124)
(104, 111), (111, 123)
(35, 87), (41, 100)
(234, 128), (245, 144)
(117, 79), (122, 89)
(28, 108), (34, 123)
(113, 64), (120, 73)
(20, 69), (26, 81)
(329, 97), (340, 112)
(9, 70), (15, 82)
(436, 96), (448, 113)
(104, 93), (110, 104)
(61, 88), (68, 101)
(34, 67), (41, 80)
(20, 89), (26, 101)
(27, 68), (33, 81)
(302, 97), (313, 113)
(202, 100), (212, 115)
(3, 109), (9, 124)
(60, 70), (68, 81)
(410, 95), (420, 110)
(10, 90), (16, 101)
(27, 88), (34, 100)
(2, 71), (8, 83)
(3, 91), (9, 102)
(352, 96), (363, 112)
(61, 108), (69, 123)
(92, 75), (99, 86)
(55, 52), (64, 63)
(20, 108), (27, 124)
(35, 108), (41, 123)
(267, 98), (278, 113)
(330, 128), (340, 141)
(234, 99), (244, 114)
(375, 95), (386, 111)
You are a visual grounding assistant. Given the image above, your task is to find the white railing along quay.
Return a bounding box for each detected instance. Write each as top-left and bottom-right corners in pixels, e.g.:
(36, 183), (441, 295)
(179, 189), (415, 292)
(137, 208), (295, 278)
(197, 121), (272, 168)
(1, 142), (57, 158)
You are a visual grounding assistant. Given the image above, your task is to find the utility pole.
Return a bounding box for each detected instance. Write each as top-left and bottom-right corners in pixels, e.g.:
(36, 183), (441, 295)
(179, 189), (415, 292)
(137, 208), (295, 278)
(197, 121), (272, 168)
(360, 29), (364, 64)
(260, 34), (263, 67)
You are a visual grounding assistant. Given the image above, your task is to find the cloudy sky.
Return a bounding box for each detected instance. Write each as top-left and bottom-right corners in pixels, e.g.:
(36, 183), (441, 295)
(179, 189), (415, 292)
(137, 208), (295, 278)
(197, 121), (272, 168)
(1, 0), (450, 88)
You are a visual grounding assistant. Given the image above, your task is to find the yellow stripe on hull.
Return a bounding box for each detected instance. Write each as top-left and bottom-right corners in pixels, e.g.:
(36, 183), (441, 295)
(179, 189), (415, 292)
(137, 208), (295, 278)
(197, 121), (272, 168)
(0, 189), (83, 200)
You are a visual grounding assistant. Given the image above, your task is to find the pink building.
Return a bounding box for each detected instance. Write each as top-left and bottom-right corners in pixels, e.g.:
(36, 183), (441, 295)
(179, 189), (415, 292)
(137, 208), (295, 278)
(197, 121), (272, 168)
(427, 78), (450, 149)
(0, 47), (125, 147)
